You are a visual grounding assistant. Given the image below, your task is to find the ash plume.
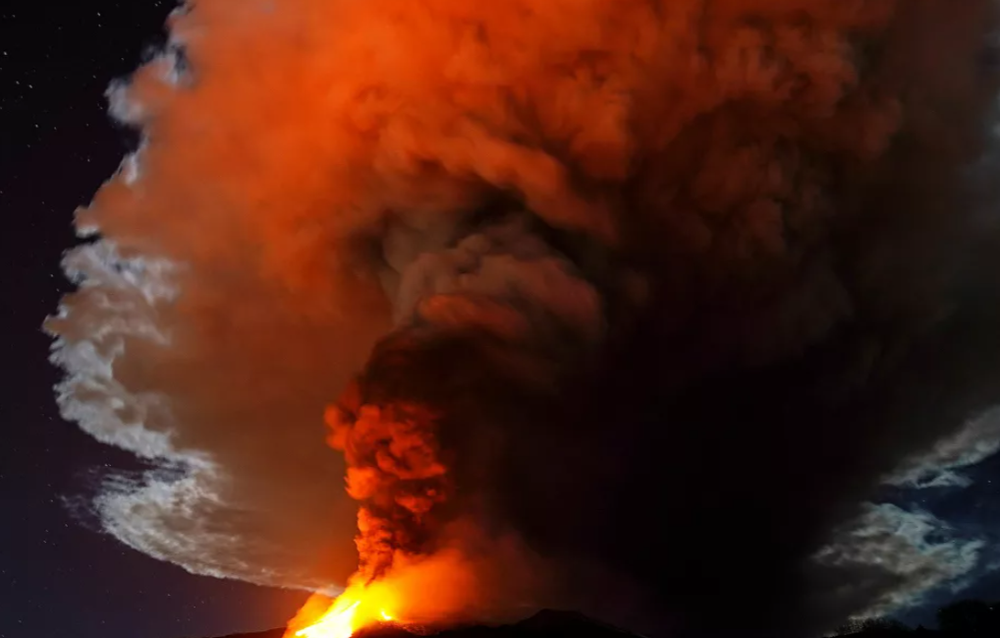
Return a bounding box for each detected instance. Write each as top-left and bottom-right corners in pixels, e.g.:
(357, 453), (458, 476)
(46, 0), (1000, 636)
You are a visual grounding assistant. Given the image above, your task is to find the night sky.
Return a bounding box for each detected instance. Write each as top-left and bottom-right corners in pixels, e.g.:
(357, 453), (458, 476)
(3, 2), (1000, 638)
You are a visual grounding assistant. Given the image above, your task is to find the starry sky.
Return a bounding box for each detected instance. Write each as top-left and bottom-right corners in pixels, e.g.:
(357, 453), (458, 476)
(3, 3), (1000, 638)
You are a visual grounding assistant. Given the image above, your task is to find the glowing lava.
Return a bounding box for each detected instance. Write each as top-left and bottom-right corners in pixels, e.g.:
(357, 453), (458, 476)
(287, 584), (399, 638)
(296, 601), (359, 638)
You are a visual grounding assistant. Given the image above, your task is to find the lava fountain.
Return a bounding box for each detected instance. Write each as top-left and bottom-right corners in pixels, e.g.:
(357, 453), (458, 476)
(285, 579), (401, 638)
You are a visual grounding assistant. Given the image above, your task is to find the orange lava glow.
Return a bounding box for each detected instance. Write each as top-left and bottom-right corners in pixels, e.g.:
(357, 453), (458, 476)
(284, 548), (494, 638)
(285, 583), (400, 638)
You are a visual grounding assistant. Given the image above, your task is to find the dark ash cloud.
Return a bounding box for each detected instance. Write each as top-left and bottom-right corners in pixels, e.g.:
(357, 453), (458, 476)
(47, 1), (1000, 636)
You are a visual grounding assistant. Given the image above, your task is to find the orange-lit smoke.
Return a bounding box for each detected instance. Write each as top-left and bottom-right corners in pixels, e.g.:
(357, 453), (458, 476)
(46, 0), (1000, 635)
(327, 397), (450, 583)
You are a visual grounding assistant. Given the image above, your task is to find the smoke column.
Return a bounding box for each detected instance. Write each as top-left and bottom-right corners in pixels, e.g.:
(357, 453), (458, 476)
(46, 0), (1000, 635)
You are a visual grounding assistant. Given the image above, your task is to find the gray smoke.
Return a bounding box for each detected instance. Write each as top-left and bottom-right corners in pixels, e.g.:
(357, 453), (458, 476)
(46, 0), (1000, 635)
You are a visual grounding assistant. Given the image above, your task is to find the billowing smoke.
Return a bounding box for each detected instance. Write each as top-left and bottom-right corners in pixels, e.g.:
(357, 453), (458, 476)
(47, 0), (1000, 636)
(327, 213), (608, 585)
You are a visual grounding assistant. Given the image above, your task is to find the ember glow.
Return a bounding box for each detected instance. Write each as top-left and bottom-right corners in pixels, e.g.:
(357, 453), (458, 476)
(285, 582), (399, 638)
(296, 601), (359, 638)
(283, 547), (506, 638)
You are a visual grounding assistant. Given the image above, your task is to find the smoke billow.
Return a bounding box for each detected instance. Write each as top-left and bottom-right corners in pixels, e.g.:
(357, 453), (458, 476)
(47, 0), (1000, 635)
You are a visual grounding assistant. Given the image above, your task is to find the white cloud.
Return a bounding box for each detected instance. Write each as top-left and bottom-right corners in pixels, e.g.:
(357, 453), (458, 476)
(814, 503), (984, 621)
(886, 408), (1000, 489)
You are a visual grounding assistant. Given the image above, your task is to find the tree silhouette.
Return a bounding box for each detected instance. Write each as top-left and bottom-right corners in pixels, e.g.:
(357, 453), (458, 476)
(936, 599), (999, 635)
(829, 598), (1000, 637)
(834, 617), (913, 636)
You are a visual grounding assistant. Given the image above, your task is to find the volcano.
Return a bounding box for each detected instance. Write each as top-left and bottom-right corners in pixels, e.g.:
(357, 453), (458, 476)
(49, 0), (1000, 636)
(199, 605), (1000, 638)
(204, 610), (644, 638)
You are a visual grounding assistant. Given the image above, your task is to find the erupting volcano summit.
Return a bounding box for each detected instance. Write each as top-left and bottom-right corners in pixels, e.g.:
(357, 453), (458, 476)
(46, 0), (1000, 636)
